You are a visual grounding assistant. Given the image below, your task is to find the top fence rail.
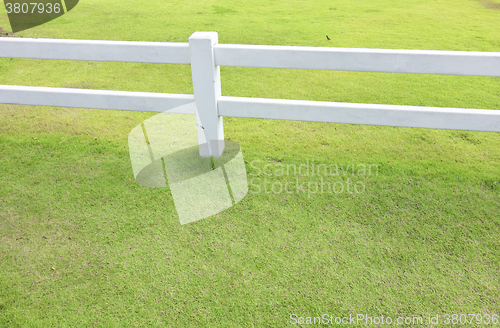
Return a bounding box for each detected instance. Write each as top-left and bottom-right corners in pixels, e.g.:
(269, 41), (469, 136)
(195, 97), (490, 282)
(1, 38), (499, 76)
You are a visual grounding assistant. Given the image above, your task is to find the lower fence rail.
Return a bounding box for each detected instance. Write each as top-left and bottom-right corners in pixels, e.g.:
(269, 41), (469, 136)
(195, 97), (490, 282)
(1, 85), (499, 133)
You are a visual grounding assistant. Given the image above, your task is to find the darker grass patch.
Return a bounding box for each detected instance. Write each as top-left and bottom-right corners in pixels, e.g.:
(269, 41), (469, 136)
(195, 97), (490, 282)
(478, 0), (500, 10)
(0, 27), (16, 37)
(455, 132), (482, 145)
(483, 179), (500, 192)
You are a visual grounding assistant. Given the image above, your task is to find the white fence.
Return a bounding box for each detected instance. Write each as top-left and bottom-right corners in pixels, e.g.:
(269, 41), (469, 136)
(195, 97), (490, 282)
(1, 31), (500, 157)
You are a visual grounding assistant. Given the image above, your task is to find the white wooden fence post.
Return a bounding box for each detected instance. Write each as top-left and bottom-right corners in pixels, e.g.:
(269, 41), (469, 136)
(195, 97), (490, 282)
(189, 32), (225, 157)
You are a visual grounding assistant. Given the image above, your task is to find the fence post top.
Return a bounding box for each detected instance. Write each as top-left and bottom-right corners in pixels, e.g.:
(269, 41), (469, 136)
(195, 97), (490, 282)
(189, 32), (218, 44)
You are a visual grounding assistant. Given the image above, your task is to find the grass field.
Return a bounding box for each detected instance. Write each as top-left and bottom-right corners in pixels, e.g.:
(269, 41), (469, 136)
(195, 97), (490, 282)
(1, 0), (499, 327)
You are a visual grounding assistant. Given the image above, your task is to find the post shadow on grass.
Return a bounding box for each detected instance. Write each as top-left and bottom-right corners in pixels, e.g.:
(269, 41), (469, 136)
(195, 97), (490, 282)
(128, 103), (248, 225)
(4, 0), (79, 33)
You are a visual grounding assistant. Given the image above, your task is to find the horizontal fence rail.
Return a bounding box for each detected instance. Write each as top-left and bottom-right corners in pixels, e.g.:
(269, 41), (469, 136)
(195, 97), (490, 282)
(0, 38), (191, 64)
(215, 45), (500, 76)
(0, 85), (195, 113)
(218, 96), (500, 132)
(1, 32), (500, 158)
(1, 38), (499, 75)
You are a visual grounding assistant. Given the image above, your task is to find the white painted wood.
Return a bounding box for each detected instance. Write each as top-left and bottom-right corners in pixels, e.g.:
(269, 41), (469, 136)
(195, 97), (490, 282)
(214, 44), (500, 76)
(0, 85), (195, 113)
(218, 96), (500, 132)
(0, 38), (191, 64)
(189, 32), (225, 157)
(1, 34), (499, 146)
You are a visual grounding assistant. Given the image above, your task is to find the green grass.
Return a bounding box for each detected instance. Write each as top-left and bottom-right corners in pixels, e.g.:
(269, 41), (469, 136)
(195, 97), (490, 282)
(1, 0), (500, 326)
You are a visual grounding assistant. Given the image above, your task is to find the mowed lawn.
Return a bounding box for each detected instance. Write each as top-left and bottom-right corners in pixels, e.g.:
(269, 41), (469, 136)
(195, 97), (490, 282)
(0, 0), (499, 326)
